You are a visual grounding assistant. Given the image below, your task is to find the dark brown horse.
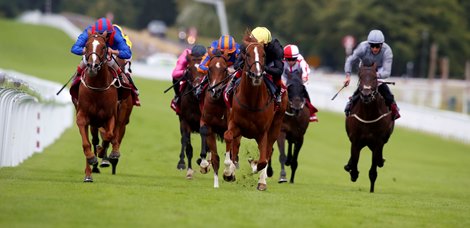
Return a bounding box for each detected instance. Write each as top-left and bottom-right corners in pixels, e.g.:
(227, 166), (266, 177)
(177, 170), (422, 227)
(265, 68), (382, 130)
(198, 49), (231, 188)
(177, 54), (204, 179)
(91, 57), (134, 175)
(76, 31), (118, 182)
(274, 76), (310, 184)
(223, 33), (288, 191)
(344, 62), (394, 192)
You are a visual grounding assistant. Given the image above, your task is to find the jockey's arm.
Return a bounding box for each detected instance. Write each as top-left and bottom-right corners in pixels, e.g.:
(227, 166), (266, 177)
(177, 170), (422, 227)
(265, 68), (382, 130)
(71, 28), (89, 56)
(377, 48), (393, 79)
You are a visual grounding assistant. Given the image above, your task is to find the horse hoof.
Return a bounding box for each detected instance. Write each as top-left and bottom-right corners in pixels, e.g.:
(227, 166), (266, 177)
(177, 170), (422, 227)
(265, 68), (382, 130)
(109, 151), (121, 159)
(83, 176), (93, 182)
(92, 166), (100, 173)
(257, 183), (267, 191)
(177, 162), (186, 170)
(223, 174), (235, 182)
(350, 171), (359, 182)
(96, 145), (105, 158)
(87, 156), (98, 166)
(278, 177), (288, 183)
(378, 158), (386, 168)
(344, 164), (352, 172)
(186, 169), (194, 179)
(100, 159), (110, 168)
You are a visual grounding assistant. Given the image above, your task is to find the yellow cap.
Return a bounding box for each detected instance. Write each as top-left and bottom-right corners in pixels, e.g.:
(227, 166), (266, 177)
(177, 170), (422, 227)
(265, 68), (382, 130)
(251, 27), (272, 44)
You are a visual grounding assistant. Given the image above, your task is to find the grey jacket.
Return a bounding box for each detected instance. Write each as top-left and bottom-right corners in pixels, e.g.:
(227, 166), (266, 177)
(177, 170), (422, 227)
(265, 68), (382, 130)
(344, 41), (393, 79)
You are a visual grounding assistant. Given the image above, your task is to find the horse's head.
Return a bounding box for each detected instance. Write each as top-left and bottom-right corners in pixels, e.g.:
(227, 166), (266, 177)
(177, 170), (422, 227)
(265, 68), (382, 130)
(358, 60), (378, 104)
(207, 49), (229, 100)
(85, 31), (108, 77)
(242, 33), (266, 86)
(185, 52), (204, 94)
(286, 77), (305, 116)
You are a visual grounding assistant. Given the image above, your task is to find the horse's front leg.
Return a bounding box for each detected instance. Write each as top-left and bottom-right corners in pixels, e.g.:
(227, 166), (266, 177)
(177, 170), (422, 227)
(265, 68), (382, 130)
(223, 125), (239, 182)
(90, 126), (101, 173)
(345, 142), (362, 182)
(177, 124), (188, 170)
(276, 132), (287, 183)
(198, 124), (211, 174)
(76, 113), (96, 182)
(256, 133), (269, 172)
(368, 144), (384, 193)
(290, 139), (303, 184)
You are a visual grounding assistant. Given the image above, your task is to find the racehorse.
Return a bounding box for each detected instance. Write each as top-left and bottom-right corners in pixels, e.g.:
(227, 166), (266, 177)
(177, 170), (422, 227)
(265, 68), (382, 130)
(76, 31), (118, 182)
(274, 75), (310, 184)
(177, 54), (205, 179)
(223, 32), (288, 191)
(198, 49), (231, 188)
(91, 57), (134, 175)
(344, 61), (395, 193)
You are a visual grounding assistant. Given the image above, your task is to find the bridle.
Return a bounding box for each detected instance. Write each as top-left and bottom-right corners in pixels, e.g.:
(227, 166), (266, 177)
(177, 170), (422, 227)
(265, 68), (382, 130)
(358, 67), (379, 104)
(85, 34), (108, 72)
(244, 43), (265, 84)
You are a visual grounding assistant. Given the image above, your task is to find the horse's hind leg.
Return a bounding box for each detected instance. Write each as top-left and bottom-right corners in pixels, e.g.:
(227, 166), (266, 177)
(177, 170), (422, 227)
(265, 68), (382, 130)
(197, 125), (211, 174)
(368, 145), (384, 193)
(91, 126), (101, 173)
(185, 135), (194, 179)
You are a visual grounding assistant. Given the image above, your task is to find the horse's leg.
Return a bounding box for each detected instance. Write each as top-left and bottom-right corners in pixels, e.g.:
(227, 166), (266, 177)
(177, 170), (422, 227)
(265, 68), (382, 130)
(345, 142), (362, 182)
(223, 125), (239, 182)
(98, 128), (111, 168)
(100, 116), (118, 175)
(290, 139), (303, 184)
(185, 131), (194, 179)
(256, 133), (269, 172)
(285, 141), (293, 166)
(177, 124), (187, 170)
(211, 145), (220, 188)
(368, 144), (383, 193)
(197, 124), (211, 174)
(76, 113), (96, 181)
(257, 165), (268, 191)
(277, 132), (287, 183)
(91, 126), (100, 173)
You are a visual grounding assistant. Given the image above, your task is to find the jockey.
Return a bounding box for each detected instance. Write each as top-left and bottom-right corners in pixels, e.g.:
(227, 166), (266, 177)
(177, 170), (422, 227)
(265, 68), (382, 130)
(195, 35), (241, 97)
(282, 44), (318, 122)
(170, 44), (207, 113)
(344, 29), (400, 120)
(70, 17), (139, 98)
(227, 27), (284, 106)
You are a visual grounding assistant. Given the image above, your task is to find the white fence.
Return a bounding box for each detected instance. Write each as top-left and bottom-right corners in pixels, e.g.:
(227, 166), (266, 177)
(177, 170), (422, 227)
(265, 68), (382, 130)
(0, 69), (73, 167)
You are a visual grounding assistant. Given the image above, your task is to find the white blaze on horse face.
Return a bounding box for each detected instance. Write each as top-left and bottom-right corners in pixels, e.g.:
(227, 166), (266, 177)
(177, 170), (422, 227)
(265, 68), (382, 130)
(363, 85), (372, 90)
(216, 62), (221, 69)
(254, 46), (261, 74)
(92, 39), (100, 64)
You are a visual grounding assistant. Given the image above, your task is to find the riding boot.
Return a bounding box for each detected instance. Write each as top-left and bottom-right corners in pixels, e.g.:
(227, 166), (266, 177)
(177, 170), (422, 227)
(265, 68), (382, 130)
(195, 76), (208, 99)
(391, 102), (401, 120)
(226, 78), (237, 96)
(275, 86), (282, 105)
(345, 90), (360, 116)
(126, 73), (139, 95)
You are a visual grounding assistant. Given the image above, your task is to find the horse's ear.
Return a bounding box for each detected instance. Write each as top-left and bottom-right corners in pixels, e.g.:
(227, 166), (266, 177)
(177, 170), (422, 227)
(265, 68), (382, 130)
(102, 31), (108, 38)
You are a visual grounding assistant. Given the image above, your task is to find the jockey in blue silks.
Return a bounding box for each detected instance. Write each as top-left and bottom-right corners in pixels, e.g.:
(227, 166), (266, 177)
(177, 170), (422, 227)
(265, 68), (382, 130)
(70, 17), (139, 105)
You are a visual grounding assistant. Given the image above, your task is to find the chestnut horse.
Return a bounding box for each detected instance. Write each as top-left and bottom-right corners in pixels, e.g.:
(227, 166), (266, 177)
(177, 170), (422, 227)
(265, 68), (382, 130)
(198, 49), (231, 188)
(344, 62), (394, 192)
(223, 34), (288, 191)
(91, 57), (134, 175)
(274, 75), (310, 184)
(177, 54), (204, 179)
(76, 31), (118, 182)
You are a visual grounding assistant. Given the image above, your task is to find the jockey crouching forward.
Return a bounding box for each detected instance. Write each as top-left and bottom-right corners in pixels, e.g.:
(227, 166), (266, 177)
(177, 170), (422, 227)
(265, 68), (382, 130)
(226, 27), (285, 108)
(282, 44), (318, 122)
(170, 44), (207, 114)
(70, 17), (139, 106)
(344, 29), (400, 120)
(196, 35), (240, 99)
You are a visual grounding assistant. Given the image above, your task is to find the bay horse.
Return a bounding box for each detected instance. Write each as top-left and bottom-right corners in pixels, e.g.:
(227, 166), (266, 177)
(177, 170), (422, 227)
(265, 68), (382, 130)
(198, 49), (231, 188)
(274, 75), (310, 184)
(177, 54), (205, 179)
(344, 61), (394, 192)
(91, 57), (134, 175)
(76, 31), (118, 182)
(223, 34), (288, 191)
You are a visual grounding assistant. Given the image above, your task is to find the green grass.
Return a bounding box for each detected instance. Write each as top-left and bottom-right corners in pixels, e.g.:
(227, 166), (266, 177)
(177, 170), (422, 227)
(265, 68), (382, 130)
(1, 18), (470, 227)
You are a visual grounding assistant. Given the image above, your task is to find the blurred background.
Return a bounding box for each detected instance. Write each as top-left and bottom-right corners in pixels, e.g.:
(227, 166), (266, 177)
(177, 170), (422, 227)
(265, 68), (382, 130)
(1, 0), (470, 114)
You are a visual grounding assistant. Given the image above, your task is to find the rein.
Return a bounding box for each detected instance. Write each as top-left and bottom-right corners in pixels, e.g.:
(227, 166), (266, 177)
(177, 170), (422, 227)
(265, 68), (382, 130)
(80, 74), (118, 91)
(351, 112), (391, 124)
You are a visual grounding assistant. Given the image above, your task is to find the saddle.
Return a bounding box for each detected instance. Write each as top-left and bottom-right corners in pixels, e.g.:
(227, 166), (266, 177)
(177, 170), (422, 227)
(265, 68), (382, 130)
(69, 68), (140, 106)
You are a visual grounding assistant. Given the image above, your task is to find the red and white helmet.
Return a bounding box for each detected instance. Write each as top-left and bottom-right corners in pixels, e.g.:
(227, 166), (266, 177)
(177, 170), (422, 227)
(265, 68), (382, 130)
(284, 44), (299, 59)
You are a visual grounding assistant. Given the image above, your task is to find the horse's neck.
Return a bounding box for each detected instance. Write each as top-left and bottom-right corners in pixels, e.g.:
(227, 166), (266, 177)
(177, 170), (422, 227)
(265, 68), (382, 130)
(85, 65), (113, 86)
(237, 73), (268, 105)
(357, 95), (387, 116)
